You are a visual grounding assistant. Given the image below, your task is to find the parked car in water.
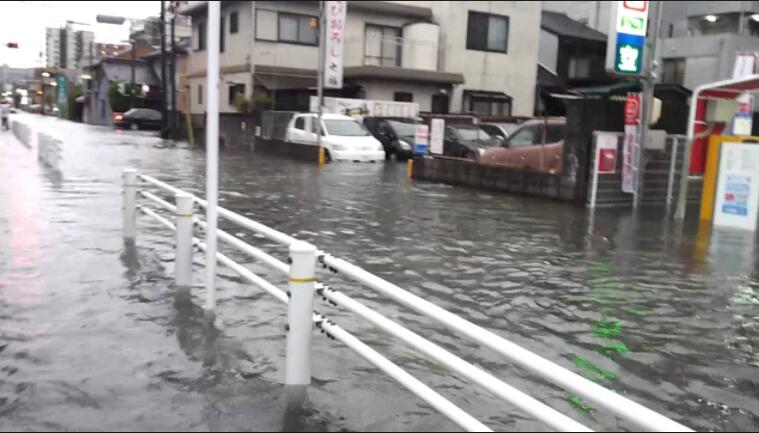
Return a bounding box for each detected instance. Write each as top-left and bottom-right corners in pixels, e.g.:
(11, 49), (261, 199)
(443, 124), (502, 159)
(479, 119), (566, 173)
(113, 108), (163, 131)
(362, 116), (422, 160)
(479, 122), (520, 141)
(285, 113), (385, 162)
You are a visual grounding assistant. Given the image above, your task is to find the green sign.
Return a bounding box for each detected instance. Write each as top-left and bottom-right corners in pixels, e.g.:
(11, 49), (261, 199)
(619, 16), (645, 33)
(615, 42), (643, 74)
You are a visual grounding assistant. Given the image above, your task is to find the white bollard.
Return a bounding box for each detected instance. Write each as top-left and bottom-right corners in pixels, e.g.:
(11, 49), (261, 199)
(174, 193), (194, 287)
(285, 241), (317, 386)
(123, 169), (138, 240)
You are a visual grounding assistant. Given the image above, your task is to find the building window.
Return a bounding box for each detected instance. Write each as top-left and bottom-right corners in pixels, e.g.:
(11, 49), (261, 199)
(394, 92), (413, 102)
(568, 56), (591, 79)
(431, 94), (449, 114)
(220, 16), (225, 52)
(364, 24), (401, 66)
(277, 12), (319, 45)
(468, 94), (512, 116)
(229, 84), (245, 106)
(196, 21), (206, 51)
(661, 58), (685, 85)
(230, 12), (239, 34)
(466, 11), (509, 53)
(198, 84), (203, 105)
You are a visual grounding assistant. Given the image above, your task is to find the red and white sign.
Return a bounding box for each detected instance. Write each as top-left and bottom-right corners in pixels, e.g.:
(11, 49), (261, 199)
(622, 93), (640, 193)
(324, 1), (346, 89)
(597, 133), (618, 174)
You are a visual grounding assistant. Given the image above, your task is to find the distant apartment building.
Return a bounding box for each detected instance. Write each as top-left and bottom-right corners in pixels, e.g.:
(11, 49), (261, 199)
(130, 14), (193, 48)
(179, 0), (540, 116)
(45, 23), (95, 71)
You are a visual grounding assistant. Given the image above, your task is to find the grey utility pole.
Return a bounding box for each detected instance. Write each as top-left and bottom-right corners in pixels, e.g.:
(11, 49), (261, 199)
(160, 1), (168, 139)
(634, 0), (663, 209)
(170, 7), (177, 138)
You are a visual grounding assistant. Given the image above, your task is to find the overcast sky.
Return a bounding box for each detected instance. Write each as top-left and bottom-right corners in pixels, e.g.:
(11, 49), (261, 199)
(0, 1), (162, 68)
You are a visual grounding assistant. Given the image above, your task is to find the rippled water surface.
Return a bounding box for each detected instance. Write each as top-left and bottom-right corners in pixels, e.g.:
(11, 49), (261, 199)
(1, 113), (759, 431)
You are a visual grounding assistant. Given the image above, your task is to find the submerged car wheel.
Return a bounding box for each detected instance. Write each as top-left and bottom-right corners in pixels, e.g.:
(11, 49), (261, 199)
(130, 122), (139, 131)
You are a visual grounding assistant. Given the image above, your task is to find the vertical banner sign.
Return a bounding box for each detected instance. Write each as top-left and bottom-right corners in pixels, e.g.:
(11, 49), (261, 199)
(430, 119), (445, 154)
(732, 53), (757, 136)
(622, 93), (640, 193)
(324, 1), (346, 89)
(414, 124), (429, 156)
(606, 1), (649, 76)
(714, 143), (759, 231)
(56, 74), (68, 118)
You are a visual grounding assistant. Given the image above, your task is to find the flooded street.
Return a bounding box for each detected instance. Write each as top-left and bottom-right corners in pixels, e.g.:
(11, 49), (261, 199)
(2, 113), (759, 431)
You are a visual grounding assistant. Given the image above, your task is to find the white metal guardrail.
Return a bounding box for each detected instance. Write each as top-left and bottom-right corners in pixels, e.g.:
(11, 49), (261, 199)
(10, 122), (62, 170)
(126, 169), (692, 432)
(37, 133), (62, 170)
(11, 120), (32, 148)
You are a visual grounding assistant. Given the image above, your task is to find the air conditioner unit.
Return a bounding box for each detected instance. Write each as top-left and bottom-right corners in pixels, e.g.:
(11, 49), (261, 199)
(706, 99), (739, 123)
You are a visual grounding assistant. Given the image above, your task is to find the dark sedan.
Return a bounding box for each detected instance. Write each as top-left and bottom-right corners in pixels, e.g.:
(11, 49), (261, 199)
(114, 108), (162, 131)
(363, 116), (422, 161)
(443, 124), (502, 159)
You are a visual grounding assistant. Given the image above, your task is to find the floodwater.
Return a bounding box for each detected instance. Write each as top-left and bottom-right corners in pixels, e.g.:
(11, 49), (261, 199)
(1, 113), (759, 431)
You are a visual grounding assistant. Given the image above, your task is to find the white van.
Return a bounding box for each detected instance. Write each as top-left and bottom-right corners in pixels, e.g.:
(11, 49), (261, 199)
(285, 113), (385, 162)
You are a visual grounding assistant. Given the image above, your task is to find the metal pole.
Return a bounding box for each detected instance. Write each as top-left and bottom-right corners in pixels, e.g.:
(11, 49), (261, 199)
(160, 1), (168, 138)
(204, 1), (220, 311)
(589, 133), (600, 209)
(635, 0), (662, 209)
(123, 168), (138, 240)
(316, 1), (324, 148)
(130, 40), (136, 109)
(675, 90), (701, 220)
(666, 136), (680, 208)
(170, 10), (177, 139)
(174, 192), (194, 287)
(285, 241), (317, 386)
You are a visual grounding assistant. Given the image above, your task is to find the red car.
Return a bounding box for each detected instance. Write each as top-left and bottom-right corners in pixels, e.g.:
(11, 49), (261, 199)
(479, 119), (565, 173)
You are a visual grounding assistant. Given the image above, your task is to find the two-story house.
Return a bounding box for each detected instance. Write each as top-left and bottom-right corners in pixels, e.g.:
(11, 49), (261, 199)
(180, 1), (541, 117)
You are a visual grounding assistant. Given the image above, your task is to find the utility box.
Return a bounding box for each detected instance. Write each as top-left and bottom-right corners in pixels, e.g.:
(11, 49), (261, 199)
(646, 129), (666, 150)
(706, 99), (739, 123)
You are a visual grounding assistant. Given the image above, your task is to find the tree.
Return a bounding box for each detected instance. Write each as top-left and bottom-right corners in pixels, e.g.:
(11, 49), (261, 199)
(252, 93), (273, 111)
(235, 93), (251, 113)
(67, 85), (84, 122)
(108, 80), (144, 113)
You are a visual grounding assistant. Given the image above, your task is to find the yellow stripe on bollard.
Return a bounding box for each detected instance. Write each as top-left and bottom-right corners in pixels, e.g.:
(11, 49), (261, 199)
(289, 277), (317, 283)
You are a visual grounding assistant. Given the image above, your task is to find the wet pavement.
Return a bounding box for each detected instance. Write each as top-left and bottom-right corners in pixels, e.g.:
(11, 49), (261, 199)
(1, 113), (759, 431)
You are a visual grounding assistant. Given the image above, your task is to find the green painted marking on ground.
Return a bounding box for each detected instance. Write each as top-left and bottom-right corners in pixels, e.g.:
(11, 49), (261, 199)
(568, 395), (596, 413)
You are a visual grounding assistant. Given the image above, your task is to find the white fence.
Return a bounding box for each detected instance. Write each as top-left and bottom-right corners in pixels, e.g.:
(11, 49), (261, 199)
(126, 169), (692, 432)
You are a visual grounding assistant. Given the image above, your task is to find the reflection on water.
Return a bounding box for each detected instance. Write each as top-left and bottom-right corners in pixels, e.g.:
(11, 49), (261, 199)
(2, 115), (759, 431)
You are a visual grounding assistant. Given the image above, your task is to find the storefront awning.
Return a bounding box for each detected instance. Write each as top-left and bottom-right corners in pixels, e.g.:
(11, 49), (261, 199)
(463, 90), (512, 100)
(699, 75), (759, 98)
(345, 65), (464, 85)
(253, 65), (316, 90)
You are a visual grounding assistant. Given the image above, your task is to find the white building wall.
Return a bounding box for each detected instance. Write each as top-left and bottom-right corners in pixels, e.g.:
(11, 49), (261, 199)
(400, 1), (541, 116)
(188, 1), (254, 113)
(354, 79), (439, 111)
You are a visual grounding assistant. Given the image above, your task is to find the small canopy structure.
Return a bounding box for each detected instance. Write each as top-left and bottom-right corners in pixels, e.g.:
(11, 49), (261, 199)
(674, 74), (759, 220)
